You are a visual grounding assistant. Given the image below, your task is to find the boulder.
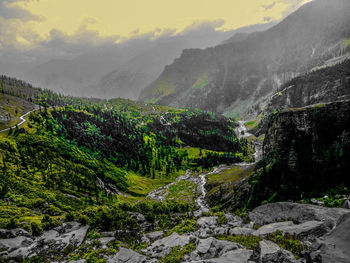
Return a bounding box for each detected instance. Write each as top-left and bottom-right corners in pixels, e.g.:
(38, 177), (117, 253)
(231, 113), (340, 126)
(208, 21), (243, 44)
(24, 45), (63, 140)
(214, 227), (229, 236)
(197, 237), (242, 258)
(107, 247), (147, 263)
(315, 213), (350, 263)
(145, 231), (164, 242)
(98, 237), (115, 248)
(225, 214), (243, 228)
(251, 240), (298, 263)
(0, 236), (34, 252)
(342, 196), (350, 209)
(0, 228), (32, 239)
(249, 202), (350, 229)
(229, 227), (256, 236)
(197, 217), (218, 228)
(253, 220), (327, 238)
(4, 222), (89, 260)
(185, 248), (253, 263)
(142, 232), (194, 258)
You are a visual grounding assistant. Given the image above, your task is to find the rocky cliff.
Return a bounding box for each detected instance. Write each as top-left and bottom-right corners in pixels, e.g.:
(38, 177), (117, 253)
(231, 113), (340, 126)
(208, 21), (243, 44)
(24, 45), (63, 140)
(267, 59), (350, 112)
(252, 100), (350, 205)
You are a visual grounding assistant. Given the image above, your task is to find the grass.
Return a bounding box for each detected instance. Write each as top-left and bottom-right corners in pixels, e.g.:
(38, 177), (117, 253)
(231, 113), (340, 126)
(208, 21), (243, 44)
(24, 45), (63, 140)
(159, 242), (196, 263)
(191, 74), (209, 90)
(207, 165), (255, 187)
(167, 180), (198, 203)
(266, 231), (305, 259)
(126, 170), (185, 197)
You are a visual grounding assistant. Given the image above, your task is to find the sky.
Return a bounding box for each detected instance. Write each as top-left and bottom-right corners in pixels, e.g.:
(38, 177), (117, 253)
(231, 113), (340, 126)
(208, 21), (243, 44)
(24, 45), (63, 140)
(0, 0), (311, 51)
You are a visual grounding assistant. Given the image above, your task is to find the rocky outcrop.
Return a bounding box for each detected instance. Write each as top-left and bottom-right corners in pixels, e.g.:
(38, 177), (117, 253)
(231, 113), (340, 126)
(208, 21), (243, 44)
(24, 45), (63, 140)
(249, 202), (350, 229)
(250, 240), (298, 263)
(267, 59), (350, 114)
(253, 221), (327, 238)
(1, 202), (349, 262)
(1, 222), (89, 261)
(310, 213), (350, 263)
(246, 100), (350, 206)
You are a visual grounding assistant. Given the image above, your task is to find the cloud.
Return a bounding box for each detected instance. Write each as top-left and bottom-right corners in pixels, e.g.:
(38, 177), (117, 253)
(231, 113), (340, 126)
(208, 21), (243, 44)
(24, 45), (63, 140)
(39, 17), (120, 53)
(180, 19), (226, 35)
(0, 0), (43, 21)
(262, 2), (276, 10)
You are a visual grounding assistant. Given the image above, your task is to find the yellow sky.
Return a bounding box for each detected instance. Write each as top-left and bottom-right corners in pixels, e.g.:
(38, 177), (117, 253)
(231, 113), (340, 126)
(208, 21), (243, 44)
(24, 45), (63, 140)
(12, 0), (310, 41)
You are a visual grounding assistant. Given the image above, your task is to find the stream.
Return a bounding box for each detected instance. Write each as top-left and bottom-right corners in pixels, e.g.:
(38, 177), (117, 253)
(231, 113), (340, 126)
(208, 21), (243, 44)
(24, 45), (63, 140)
(148, 121), (263, 215)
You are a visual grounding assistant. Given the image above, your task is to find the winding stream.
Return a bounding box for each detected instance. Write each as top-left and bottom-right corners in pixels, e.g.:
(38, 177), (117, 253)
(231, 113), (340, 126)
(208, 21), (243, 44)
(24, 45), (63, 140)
(148, 121), (262, 214)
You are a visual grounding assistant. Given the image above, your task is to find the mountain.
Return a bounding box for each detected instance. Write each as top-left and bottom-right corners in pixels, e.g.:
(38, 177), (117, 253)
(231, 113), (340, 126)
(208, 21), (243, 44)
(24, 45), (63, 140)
(20, 29), (236, 99)
(140, 0), (350, 117)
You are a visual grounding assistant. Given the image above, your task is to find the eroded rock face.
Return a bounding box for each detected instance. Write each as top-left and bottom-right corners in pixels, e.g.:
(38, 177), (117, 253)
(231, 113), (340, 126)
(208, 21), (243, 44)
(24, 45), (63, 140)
(249, 202), (350, 229)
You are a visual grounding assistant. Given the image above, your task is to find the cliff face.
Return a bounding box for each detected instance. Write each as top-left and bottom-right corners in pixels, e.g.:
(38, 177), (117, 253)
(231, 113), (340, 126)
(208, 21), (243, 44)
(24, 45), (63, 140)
(257, 100), (350, 202)
(267, 59), (350, 112)
(140, 0), (350, 116)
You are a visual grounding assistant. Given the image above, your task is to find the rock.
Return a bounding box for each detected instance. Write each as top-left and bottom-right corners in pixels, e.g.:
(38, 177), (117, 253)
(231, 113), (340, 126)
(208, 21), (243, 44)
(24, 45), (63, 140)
(197, 217), (218, 228)
(142, 232), (194, 258)
(69, 260), (86, 263)
(315, 213), (350, 263)
(253, 220), (327, 238)
(225, 214), (243, 228)
(249, 202), (350, 229)
(107, 247), (147, 263)
(342, 196), (350, 209)
(214, 227), (228, 236)
(251, 240), (298, 263)
(253, 221), (294, 236)
(100, 231), (115, 237)
(189, 237), (244, 261)
(229, 227), (255, 236)
(115, 230), (141, 241)
(4, 222), (89, 260)
(311, 198), (325, 206)
(0, 228), (32, 239)
(145, 231), (164, 242)
(98, 237), (115, 247)
(0, 236), (34, 252)
(186, 248), (253, 263)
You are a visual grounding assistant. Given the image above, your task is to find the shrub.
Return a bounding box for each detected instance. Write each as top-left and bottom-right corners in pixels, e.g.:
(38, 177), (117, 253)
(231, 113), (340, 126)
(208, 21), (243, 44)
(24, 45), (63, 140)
(266, 231), (304, 259)
(167, 219), (197, 236)
(30, 222), (43, 236)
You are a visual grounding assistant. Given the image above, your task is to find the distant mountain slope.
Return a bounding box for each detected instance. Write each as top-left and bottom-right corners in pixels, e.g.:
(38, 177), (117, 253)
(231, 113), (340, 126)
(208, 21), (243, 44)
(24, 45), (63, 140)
(20, 29), (236, 99)
(140, 0), (350, 116)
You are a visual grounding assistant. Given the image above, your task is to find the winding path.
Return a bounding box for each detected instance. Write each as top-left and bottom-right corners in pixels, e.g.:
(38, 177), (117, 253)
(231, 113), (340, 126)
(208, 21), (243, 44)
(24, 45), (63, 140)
(0, 105), (39, 133)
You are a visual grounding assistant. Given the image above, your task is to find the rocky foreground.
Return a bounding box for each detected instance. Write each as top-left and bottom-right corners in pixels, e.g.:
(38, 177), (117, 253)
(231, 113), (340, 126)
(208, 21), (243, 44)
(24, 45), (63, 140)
(1, 202), (349, 263)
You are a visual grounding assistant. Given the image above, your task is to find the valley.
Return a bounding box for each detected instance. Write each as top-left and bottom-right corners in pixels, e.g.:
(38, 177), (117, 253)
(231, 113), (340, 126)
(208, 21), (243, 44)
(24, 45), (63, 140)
(0, 0), (350, 262)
